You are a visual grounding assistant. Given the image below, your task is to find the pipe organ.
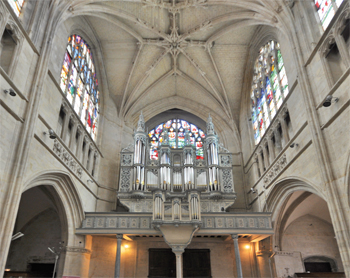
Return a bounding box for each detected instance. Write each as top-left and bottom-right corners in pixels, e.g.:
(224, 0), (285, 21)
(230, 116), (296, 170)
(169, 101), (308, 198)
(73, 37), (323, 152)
(118, 113), (237, 224)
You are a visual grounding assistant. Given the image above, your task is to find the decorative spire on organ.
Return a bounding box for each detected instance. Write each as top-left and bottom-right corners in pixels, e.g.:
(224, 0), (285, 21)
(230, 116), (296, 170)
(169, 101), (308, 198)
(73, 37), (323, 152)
(184, 128), (191, 146)
(206, 113), (215, 135)
(137, 111), (145, 132)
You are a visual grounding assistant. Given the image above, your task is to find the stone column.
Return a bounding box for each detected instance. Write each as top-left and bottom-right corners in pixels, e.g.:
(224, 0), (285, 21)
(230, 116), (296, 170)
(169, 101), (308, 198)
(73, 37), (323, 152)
(61, 103), (71, 144)
(262, 143), (270, 169)
(278, 118), (289, 147)
(75, 126), (84, 160)
(257, 150), (265, 174)
(253, 154), (261, 178)
(60, 246), (92, 278)
(232, 234), (243, 278)
(69, 117), (78, 153)
(267, 132), (275, 163)
(88, 147), (95, 173)
(82, 138), (90, 168)
(172, 247), (184, 278)
(335, 34), (350, 66)
(92, 151), (100, 178)
(115, 234), (123, 278)
(273, 126), (283, 154)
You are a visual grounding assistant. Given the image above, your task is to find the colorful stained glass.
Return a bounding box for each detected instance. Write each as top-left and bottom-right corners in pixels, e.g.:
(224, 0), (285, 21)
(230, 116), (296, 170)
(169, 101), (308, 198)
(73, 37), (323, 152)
(148, 119), (206, 160)
(335, 0), (344, 7)
(251, 40), (289, 144)
(314, 0), (335, 30)
(60, 34), (100, 140)
(8, 0), (24, 17)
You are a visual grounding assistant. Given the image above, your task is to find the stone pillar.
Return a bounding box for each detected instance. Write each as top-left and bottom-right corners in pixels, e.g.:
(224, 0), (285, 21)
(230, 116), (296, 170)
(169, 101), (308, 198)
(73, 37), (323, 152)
(82, 138), (90, 168)
(267, 133), (275, 164)
(262, 143), (270, 169)
(335, 34), (350, 66)
(232, 234), (243, 278)
(257, 150), (265, 174)
(115, 234), (123, 278)
(172, 247), (184, 278)
(92, 151), (100, 178)
(253, 154), (261, 178)
(61, 104), (71, 144)
(69, 118), (78, 153)
(76, 126), (84, 160)
(273, 126), (283, 154)
(278, 118), (289, 147)
(60, 246), (92, 278)
(88, 147), (95, 173)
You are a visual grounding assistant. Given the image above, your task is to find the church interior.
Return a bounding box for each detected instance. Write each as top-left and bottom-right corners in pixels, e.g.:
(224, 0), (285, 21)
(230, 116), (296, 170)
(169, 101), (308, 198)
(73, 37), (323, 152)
(0, 0), (349, 277)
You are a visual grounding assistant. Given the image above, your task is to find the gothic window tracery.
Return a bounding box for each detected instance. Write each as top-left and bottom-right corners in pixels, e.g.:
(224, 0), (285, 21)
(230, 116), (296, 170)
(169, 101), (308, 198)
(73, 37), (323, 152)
(314, 0), (344, 30)
(148, 119), (205, 160)
(251, 41), (289, 145)
(59, 34), (100, 141)
(7, 0), (24, 16)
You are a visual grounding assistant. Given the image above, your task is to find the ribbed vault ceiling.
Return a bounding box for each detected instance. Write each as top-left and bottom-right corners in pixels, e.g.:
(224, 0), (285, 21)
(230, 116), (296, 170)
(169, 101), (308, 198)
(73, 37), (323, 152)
(67, 0), (281, 129)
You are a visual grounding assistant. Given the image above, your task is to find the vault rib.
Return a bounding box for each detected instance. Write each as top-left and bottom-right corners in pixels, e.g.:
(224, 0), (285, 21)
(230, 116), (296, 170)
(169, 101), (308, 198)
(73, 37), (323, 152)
(120, 44), (144, 118)
(179, 49), (231, 119)
(123, 49), (171, 116)
(124, 70), (175, 118)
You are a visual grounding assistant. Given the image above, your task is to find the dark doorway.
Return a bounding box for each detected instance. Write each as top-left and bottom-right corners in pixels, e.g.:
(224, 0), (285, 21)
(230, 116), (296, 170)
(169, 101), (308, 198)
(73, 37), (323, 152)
(149, 248), (176, 277)
(305, 262), (332, 272)
(183, 249), (211, 278)
(148, 248), (211, 278)
(3, 263), (55, 278)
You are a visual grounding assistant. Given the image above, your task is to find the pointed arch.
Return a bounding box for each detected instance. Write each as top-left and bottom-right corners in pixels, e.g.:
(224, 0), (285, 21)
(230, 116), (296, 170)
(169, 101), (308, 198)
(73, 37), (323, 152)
(23, 171), (85, 246)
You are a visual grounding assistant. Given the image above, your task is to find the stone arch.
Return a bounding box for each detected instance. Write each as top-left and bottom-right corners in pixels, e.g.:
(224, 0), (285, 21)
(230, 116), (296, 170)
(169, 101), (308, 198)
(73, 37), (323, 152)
(133, 97), (240, 153)
(304, 255), (339, 272)
(264, 177), (324, 251)
(22, 170), (85, 247)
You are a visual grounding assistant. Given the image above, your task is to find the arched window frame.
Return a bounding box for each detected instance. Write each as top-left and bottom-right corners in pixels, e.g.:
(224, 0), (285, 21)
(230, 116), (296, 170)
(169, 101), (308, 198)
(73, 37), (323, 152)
(148, 119), (206, 160)
(7, 0), (25, 17)
(59, 34), (100, 141)
(251, 40), (289, 145)
(313, 0), (344, 30)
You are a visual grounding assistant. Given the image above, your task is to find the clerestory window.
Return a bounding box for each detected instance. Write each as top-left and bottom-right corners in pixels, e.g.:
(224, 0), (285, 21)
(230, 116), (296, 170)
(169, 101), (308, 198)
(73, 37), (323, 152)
(313, 0), (344, 30)
(7, 0), (24, 17)
(59, 34), (100, 141)
(251, 40), (289, 145)
(148, 119), (206, 160)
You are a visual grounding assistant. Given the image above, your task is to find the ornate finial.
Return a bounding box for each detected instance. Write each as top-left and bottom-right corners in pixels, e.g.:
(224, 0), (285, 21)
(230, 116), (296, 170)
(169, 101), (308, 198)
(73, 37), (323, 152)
(162, 129), (169, 144)
(184, 128), (191, 146)
(137, 111), (145, 132)
(206, 113), (215, 135)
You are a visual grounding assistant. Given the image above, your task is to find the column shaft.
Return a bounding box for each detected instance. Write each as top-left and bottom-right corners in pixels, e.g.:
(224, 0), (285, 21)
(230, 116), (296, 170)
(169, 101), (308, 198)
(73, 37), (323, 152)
(267, 136), (275, 163)
(232, 235), (243, 278)
(279, 119), (289, 146)
(115, 234), (123, 278)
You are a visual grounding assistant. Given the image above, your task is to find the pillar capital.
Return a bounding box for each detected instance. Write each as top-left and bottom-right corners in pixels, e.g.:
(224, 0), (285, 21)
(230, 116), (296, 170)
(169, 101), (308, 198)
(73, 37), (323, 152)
(116, 234), (123, 240)
(231, 234), (239, 240)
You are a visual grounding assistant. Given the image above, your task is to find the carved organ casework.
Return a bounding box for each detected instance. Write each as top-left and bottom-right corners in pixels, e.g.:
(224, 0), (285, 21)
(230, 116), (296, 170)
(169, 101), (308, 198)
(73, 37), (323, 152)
(118, 113), (237, 225)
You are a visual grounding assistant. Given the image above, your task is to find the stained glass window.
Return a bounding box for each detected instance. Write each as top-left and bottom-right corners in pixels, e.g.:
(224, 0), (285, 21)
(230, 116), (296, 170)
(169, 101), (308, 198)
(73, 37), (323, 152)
(148, 119), (206, 160)
(60, 35), (100, 141)
(7, 0), (24, 16)
(314, 0), (343, 30)
(251, 41), (289, 145)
